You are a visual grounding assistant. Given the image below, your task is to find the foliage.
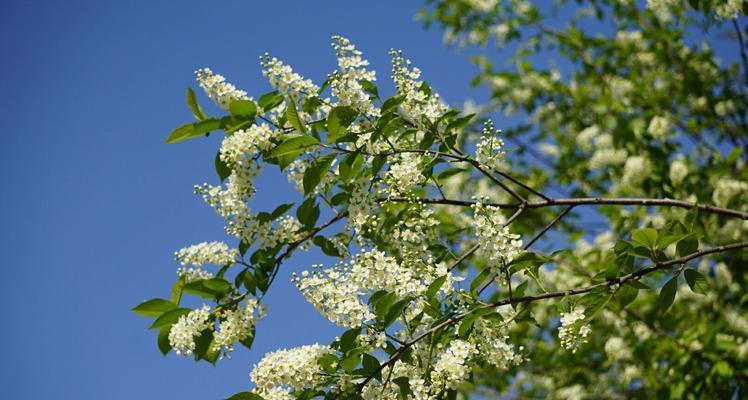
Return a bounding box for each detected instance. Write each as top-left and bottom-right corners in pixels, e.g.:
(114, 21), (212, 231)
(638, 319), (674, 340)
(136, 2), (747, 399)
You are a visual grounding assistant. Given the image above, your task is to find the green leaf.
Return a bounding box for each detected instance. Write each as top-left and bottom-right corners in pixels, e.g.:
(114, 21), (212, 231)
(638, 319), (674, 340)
(186, 86), (206, 120)
(393, 377), (413, 399)
(258, 91), (284, 111)
(215, 152), (231, 182)
(684, 269), (709, 295)
(658, 276), (678, 313)
(149, 308), (191, 329)
(284, 99), (307, 133)
(617, 284), (639, 307)
(225, 392), (265, 400)
(361, 353), (380, 374)
(381, 94), (406, 114)
(303, 153), (336, 195)
(425, 275), (447, 298)
(470, 268), (492, 293)
(458, 313), (478, 338)
(327, 106), (358, 141)
(339, 328), (361, 354)
(171, 278), (185, 304)
(157, 325), (172, 355)
(297, 197), (320, 228)
(676, 235), (699, 257)
(340, 354), (361, 372)
(684, 206), (699, 230)
(132, 298), (178, 317)
(270, 202), (295, 219)
(229, 100), (257, 118)
(203, 278), (231, 294)
(339, 148), (364, 182)
(268, 135), (320, 158)
(631, 228), (658, 250)
(384, 298), (411, 328)
(165, 123), (196, 144)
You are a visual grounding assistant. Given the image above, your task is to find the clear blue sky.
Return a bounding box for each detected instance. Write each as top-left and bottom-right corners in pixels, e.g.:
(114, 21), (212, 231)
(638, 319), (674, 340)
(1, 1), (741, 399)
(0, 1), (481, 398)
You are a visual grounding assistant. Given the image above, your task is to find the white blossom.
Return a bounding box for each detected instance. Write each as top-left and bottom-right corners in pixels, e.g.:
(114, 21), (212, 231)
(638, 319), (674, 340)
(385, 153), (425, 195)
(330, 36), (380, 117)
(472, 201), (524, 281)
(169, 305), (212, 356)
(712, 178), (748, 208)
(558, 305), (591, 353)
(475, 120), (506, 170)
(430, 340), (477, 390)
(669, 156), (688, 186)
(195, 68), (249, 110)
(212, 298), (265, 357)
(250, 343), (333, 391)
(390, 49), (449, 123)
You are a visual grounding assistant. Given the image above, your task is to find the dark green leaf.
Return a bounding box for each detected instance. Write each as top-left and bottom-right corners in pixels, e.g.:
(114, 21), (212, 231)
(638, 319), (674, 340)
(384, 298), (411, 327)
(470, 268), (492, 293)
(676, 236), (699, 257)
(425, 275), (447, 298)
(327, 106), (358, 141)
(339, 328), (361, 354)
(684, 269), (709, 295)
(381, 94), (406, 114)
(258, 91), (284, 110)
(658, 276), (678, 313)
(303, 153), (336, 195)
(215, 152), (231, 182)
(157, 325), (172, 355)
(297, 198), (320, 228)
(617, 284), (638, 307)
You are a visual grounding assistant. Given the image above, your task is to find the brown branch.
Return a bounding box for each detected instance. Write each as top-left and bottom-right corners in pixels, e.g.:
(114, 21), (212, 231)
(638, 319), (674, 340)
(353, 241), (748, 393)
(384, 196), (748, 220)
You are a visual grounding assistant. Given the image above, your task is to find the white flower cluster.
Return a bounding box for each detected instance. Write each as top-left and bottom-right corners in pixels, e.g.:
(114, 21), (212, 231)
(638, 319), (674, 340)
(669, 155), (688, 186)
(472, 317), (524, 369)
(475, 120), (506, 171)
(472, 201), (524, 280)
(646, 115), (671, 141)
(348, 178), (379, 237)
(175, 241), (238, 282)
(330, 36), (380, 117)
(619, 155), (651, 192)
(390, 49), (449, 123)
(384, 153), (425, 196)
(294, 249), (455, 328)
(220, 124), (276, 168)
(195, 68), (249, 110)
(169, 305), (212, 356)
(558, 306), (591, 353)
(250, 343), (333, 393)
(588, 133), (627, 170)
(604, 336), (631, 361)
(713, 177), (748, 208)
(212, 298), (265, 358)
(646, 0), (678, 21)
(430, 339), (478, 390)
(714, 0), (745, 19)
(260, 53), (320, 110)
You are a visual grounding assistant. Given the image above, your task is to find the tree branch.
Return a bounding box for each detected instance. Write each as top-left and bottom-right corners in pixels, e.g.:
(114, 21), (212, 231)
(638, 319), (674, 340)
(353, 241), (748, 393)
(384, 196), (748, 220)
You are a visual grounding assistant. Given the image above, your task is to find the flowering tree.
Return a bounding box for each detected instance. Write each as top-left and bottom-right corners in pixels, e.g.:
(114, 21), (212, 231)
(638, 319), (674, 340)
(134, 1), (748, 399)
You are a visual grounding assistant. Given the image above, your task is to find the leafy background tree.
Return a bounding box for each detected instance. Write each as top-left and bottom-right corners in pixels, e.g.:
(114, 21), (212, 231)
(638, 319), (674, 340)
(3, 0), (745, 397)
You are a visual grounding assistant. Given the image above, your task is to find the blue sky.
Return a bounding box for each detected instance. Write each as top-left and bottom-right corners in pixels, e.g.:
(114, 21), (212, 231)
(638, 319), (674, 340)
(1, 1), (742, 399)
(0, 1), (482, 398)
